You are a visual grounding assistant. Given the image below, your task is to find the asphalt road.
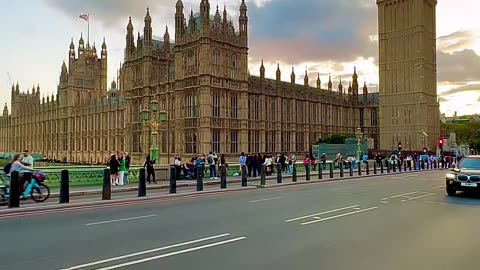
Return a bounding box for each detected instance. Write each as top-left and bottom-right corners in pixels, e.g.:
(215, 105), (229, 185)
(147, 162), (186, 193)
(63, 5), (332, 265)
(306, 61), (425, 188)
(2, 169), (480, 270)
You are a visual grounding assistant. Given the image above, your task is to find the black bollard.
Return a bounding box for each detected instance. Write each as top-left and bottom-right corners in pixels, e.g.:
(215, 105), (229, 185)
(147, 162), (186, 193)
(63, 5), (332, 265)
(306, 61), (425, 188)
(169, 166), (177, 194)
(393, 162), (397, 173)
(59, 170), (70, 204)
(409, 161), (412, 171)
(197, 166), (204, 191)
(306, 164), (311, 181)
(380, 161), (384, 174)
(220, 166), (227, 189)
(374, 162), (377, 175)
(340, 164), (344, 177)
(404, 161), (407, 171)
(138, 168), (146, 197)
(366, 162), (370, 175)
(386, 161), (390, 173)
(277, 164), (282, 184)
(329, 163), (334, 178)
(318, 163), (322, 180)
(102, 168), (111, 200)
(292, 164), (297, 182)
(261, 165), (266, 185)
(358, 162), (362, 176)
(242, 166), (248, 187)
(8, 171), (20, 208)
(398, 162), (402, 172)
(349, 162), (353, 176)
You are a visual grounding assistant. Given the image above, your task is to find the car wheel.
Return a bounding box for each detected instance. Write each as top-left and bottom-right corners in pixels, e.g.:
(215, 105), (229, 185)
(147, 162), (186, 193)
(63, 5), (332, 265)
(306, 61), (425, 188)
(446, 185), (456, 196)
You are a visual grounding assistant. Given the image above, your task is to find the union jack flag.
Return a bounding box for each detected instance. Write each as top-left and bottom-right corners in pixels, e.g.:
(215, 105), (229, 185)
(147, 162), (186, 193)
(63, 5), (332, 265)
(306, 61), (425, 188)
(79, 14), (89, 22)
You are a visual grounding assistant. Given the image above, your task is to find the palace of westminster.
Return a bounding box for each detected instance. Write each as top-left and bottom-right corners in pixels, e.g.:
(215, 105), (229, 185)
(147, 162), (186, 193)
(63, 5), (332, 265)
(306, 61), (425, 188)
(0, 0), (439, 164)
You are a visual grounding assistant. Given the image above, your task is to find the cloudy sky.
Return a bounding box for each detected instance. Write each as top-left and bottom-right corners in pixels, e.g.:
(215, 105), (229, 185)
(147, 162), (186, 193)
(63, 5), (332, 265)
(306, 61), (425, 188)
(1, 0), (479, 116)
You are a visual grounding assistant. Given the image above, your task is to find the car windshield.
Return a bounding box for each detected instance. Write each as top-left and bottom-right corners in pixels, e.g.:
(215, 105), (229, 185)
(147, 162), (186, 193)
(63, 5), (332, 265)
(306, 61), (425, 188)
(458, 158), (480, 170)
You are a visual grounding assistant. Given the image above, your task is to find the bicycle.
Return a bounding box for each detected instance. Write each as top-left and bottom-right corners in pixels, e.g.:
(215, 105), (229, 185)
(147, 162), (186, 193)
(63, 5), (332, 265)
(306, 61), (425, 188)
(0, 171), (50, 205)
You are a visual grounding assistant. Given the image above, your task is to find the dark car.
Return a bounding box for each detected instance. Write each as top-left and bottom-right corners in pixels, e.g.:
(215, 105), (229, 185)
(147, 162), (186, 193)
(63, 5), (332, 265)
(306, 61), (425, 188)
(446, 156), (480, 196)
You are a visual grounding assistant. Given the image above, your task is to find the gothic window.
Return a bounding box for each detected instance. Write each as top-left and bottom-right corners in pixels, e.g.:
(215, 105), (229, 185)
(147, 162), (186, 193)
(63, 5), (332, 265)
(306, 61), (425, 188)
(213, 49), (221, 76)
(213, 93), (220, 118)
(230, 54), (238, 79)
(230, 94), (238, 119)
(230, 130), (238, 154)
(133, 132), (140, 153)
(185, 94), (198, 118)
(212, 130), (220, 154)
(248, 131), (260, 153)
(187, 50), (196, 73)
(360, 109), (364, 127)
(185, 129), (197, 154)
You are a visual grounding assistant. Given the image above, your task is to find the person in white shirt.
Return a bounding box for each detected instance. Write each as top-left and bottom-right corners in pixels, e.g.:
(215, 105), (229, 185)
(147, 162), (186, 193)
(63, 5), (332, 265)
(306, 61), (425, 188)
(21, 150), (34, 169)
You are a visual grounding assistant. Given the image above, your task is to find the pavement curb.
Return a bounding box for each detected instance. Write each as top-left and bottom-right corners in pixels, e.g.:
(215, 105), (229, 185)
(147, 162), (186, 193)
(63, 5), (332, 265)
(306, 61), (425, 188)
(0, 186), (257, 216)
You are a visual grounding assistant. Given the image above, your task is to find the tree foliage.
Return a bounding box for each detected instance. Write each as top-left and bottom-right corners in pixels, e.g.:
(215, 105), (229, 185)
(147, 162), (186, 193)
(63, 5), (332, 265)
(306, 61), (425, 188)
(442, 121), (480, 145)
(316, 134), (350, 144)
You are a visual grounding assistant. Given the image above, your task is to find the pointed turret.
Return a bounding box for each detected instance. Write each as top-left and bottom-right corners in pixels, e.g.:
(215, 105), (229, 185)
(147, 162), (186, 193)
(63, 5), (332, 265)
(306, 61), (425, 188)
(348, 81), (352, 95)
(316, 73), (321, 89)
(276, 62), (281, 82)
(144, 7), (152, 49)
(69, 38), (75, 59)
(36, 84), (40, 96)
(291, 66), (296, 84)
(101, 38), (107, 58)
(260, 59), (265, 79)
(78, 33), (85, 55)
(328, 74), (332, 91)
(164, 26), (171, 53)
(15, 82), (19, 93)
(363, 81), (368, 103)
(338, 77), (343, 94)
(352, 66), (359, 96)
(137, 31), (142, 48)
(175, 0), (185, 39)
(304, 68), (309, 87)
(188, 9), (195, 34)
(3, 103), (8, 117)
(200, 0), (210, 33)
(239, 0), (248, 42)
(126, 16), (135, 57)
(223, 6), (228, 31)
(214, 5), (221, 22)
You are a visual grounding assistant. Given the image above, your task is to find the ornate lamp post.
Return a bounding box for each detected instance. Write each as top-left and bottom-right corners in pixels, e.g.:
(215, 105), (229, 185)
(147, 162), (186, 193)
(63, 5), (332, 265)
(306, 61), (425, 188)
(159, 108), (170, 164)
(356, 128), (363, 161)
(141, 99), (160, 164)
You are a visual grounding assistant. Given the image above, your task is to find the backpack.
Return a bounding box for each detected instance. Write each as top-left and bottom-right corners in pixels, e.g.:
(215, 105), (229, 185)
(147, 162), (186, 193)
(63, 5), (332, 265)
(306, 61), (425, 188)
(207, 156), (213, 164)
(3, 163), (12, 174)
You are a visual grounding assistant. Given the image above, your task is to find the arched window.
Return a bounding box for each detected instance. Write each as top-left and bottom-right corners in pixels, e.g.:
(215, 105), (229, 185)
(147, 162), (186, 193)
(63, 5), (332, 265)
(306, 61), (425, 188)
(213, 49), (220, 76)
(230, 54), (238, 79)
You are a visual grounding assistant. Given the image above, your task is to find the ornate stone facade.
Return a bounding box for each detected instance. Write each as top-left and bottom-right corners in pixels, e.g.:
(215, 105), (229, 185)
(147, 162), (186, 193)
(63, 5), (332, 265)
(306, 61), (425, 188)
(377, 0), (440, 151)
(0, 0), (380, 164)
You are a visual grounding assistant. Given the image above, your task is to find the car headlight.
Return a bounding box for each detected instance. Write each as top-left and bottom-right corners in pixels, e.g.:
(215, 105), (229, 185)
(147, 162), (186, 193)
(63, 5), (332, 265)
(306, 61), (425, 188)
(446, 173), (456, 180)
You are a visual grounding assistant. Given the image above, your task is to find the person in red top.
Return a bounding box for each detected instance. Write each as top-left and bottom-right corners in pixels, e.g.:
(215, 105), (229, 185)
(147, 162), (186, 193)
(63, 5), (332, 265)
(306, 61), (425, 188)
(303, 155), (310, 172)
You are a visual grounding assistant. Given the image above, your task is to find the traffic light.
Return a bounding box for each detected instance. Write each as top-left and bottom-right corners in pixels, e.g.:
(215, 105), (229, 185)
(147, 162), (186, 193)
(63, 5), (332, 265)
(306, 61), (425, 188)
(438, 139), (444, 149)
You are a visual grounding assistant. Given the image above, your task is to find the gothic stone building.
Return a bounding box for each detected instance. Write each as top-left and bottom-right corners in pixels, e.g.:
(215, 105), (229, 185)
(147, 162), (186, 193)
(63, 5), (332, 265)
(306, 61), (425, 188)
(0, 0), (379, 164)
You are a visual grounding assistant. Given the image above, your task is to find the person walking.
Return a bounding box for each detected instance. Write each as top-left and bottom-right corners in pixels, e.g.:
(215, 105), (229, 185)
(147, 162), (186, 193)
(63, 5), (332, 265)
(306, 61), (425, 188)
(263, 155), (273, 176)
(124, 152), (131, 185)
(109, 154), (120, 186)
(239, 152), (247, 178)
(207, 152), (218, 180)
(303, 155), (311, 172)
(118, 153), (126, 186)
(144, 155), (156, 184)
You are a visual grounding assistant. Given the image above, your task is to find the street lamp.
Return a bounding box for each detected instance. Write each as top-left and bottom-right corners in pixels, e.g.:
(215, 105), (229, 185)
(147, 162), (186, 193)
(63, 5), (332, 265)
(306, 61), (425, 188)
(142, 99), (160, 164)
(356, 128), (363, 161)
(159, 108), (170, 164)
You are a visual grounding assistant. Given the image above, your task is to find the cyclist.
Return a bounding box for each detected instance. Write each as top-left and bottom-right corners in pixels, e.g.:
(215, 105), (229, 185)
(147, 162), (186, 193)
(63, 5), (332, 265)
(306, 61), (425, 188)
(8, 154), (34, 195)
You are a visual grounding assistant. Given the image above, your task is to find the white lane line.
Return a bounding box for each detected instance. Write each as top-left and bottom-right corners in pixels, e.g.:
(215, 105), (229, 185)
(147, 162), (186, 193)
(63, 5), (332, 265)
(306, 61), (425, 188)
(301, 207), (378, 225)
(285, 205), (359, 223)
(60, 234), (231, 270)
(249, 197), (282, 203)
(95, 237), (247, 270)
(432, 185), (445, 190)
(332, 187), (352, 191)
(402, 193), (436, 202)
(389, 191), (418, 199)
(85, 215), (157, 226)
(380, 201), (389, 204)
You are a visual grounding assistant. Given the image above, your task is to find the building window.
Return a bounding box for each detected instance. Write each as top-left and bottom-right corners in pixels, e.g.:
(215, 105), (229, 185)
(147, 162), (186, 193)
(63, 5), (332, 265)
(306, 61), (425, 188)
(185, 129), (197, 154)
(212, 130), (220, 154)
(133, 132), (140, 153)
(248, 131), (260, 153)
(213, 49), (220, 76)
(296, 133), (304, 152)
(360, 109), (364, 127)
(371, 109), (378, 127)
(185, 94), (198, 118)
(230, 54), (238, 79)
(230, 94), (238, 119)
(213, 93), (220, 118)
(266, 131), (276, 153)
(230, 130), (238, 154)
(248, 96), (260, 120)
(187, 50), (196, 73)
(281, 132), (291, 152)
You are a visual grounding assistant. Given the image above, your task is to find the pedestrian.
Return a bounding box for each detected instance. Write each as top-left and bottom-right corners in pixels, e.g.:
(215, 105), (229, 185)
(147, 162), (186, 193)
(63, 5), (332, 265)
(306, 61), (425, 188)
(21, 150), (34, 169)
(246, 153), (253, 177)
(207, 151), (218, 180)
(321, 153), (327, 170)
(174, 155), (182, 180)
(109, 154), (120, 186)
(117, 153), (126, 186)
(124, 152), (131, 185)
(219, 154), (229, 179)
(311, 157), (317, 171)
(251, 154), (258, 178)
(257, 153), (263, 176)
(303, 155), (310, 172)
(144, 155), (156, 184)
(239, 152), (247, 177)
(263, 155), (273, 176)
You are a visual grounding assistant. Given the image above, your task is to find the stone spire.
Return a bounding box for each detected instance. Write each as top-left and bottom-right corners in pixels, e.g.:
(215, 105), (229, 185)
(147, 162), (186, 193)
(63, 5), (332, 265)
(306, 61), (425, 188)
(304, 68), (309, 87)
(316, 73), (321, 89)
(338, 77), (343, 94)
(276, 62), (281, 82)
(291, 66), (296, 84)
(260, 59), (265, 79)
